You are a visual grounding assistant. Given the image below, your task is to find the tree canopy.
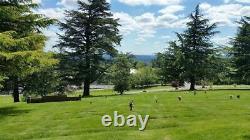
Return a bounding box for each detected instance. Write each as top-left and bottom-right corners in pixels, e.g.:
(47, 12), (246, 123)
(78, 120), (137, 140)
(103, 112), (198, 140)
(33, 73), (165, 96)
(56, 0), (121, 97)
(155, 5), (218, 90)
(0, 0), (57, 102)
(232, 16), (250, 84)
(110, 54), (132, 94)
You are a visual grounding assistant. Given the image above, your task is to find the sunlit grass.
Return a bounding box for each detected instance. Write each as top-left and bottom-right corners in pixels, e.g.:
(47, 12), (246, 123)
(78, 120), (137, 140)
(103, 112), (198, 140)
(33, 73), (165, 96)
(0, 88), (250, 140)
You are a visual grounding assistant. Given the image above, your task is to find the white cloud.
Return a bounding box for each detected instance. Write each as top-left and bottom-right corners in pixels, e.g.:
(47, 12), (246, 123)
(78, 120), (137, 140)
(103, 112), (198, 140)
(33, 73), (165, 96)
(36, 0), (112, 21)
(157, 17), (188, 28)
(114, 2), (249, 43)
(114, 12), (150, 43)
(114, 5), (186, 43)
(212, 36), (232, 46)
(43, 28), (61, 52)
(224, 0), (250, 4)
(135, 13), (157, 27)
(32, 0), (42, 4)
(118, 0), (181, 6)
(57, 0), (111, 9)
(114, 12), (158, 43)
(200, 3), (250, 26)
(236, 0), (250, 3)
(36, 8), (65, 20)
(159, 5), (184, 14)
(113, 12), (139, 35)
(57, 0), (79, 9)
(200, 2), (211, 9)
(157, 5), (187, 28)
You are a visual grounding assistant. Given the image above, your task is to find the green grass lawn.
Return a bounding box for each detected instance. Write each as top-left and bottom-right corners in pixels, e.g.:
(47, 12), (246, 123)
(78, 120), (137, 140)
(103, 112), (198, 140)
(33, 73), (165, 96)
(0, 89), (250, 140)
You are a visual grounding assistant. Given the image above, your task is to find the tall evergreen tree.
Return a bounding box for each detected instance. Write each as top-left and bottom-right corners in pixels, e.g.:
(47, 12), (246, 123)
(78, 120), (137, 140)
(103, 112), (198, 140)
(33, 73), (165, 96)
(0, 0), (56, 102)
(232, 16), (250, 84)
(56, 0), (121, 97)
(177, 5), (218, 90)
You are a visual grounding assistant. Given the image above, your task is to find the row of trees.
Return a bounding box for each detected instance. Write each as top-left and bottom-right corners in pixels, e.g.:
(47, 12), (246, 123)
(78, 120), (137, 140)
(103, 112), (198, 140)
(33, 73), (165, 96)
(108, 6), (249, 92)
(154, 5), (250, 90)
(0, 0), (121, 102)
(0, 0), (249, 102)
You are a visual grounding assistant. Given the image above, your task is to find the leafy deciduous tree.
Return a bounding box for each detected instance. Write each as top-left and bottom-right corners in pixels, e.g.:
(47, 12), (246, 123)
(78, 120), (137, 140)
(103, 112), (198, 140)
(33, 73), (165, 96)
(0, 0), (56, 102)
(111, 54), (132, 95)
(131, 67), (158, 88)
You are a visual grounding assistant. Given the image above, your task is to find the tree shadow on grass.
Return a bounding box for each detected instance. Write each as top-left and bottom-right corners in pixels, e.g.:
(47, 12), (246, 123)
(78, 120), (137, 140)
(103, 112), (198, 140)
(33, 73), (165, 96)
(243, 135), (250, 140)
(0, 106), (31, 120)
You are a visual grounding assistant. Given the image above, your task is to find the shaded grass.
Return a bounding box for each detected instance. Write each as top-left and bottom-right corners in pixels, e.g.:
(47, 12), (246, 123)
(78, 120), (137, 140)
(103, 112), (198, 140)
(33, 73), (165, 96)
(0, 106), (31, 119)
(0, 89), (250, 140)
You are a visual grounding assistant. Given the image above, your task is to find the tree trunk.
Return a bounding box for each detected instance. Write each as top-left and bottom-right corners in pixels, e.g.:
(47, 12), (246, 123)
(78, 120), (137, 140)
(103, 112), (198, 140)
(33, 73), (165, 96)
(190, 76), (196, 91)
(83, 78), (90, 97)
(83, 21), (91, 97)
(83, 53), (91, 97)
(13, 77), (20, 103)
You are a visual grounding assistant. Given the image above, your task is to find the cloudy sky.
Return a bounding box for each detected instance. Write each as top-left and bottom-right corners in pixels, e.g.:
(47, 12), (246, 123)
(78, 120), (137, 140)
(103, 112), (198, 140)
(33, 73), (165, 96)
(33, 0), (250, 55)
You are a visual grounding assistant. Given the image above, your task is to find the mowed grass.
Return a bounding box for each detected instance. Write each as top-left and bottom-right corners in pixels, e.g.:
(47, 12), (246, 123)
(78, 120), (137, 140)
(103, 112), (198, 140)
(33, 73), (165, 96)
(0, 89), (250, 140)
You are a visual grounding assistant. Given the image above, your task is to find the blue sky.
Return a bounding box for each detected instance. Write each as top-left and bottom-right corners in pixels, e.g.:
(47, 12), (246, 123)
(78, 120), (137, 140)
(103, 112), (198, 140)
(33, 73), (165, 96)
(33, 0), (250, 55)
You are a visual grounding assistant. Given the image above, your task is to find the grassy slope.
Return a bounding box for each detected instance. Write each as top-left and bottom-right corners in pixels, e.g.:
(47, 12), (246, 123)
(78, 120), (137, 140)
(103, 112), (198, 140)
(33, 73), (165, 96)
(0, 89), (250, 140)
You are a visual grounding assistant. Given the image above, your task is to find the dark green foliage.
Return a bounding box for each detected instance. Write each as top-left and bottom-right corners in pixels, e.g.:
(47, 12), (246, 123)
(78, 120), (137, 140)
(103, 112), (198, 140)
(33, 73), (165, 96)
(131, 66), (158, 88)
(179, 5), (218, 90)
(154, 41), (184, 85)
(0, 0), (54, 36)
(231, 16), (250, 84)
(205, 47), (234, 85)
(156, 5), (218, 90)
(0, 0), (57, 102)
(22, 61), (60, 97)
(55, 0), (121, 97)
(111, 54), (132, 94)
(0, 75), (7, 89)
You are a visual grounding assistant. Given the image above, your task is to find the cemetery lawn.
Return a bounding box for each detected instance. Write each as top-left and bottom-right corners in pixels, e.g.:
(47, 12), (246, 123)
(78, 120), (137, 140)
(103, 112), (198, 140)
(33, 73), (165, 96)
(0, 89), (250, 140)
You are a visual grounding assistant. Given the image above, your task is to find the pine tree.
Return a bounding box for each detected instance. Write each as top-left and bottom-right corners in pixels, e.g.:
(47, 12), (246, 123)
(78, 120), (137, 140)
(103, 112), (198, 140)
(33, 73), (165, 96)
(0, 0), (56, 102)
(232, 16), (250, 84)
(177, 5), (218, 90)
(56, 0), (121, 97)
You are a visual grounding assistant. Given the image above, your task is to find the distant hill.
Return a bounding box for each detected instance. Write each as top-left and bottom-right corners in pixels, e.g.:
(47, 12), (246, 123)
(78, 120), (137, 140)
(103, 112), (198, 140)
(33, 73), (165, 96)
(134, 55), (156, 64)
(104, 54), (156, 64)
